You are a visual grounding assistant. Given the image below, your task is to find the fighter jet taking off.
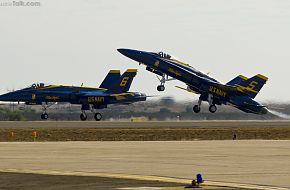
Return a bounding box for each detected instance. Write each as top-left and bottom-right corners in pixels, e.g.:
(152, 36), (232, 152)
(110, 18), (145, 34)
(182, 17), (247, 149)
(118, 48), (268, 115)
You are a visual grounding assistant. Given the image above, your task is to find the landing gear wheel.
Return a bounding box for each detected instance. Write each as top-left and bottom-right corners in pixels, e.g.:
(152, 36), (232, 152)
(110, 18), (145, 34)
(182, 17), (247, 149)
(41, 113), (49, 120)
(157, 85), (165, 92)
(209, 105), (217, 113)
(193, 105), (201, 113)
(80, 113), (87, 121)
(94, 113), (102, 121)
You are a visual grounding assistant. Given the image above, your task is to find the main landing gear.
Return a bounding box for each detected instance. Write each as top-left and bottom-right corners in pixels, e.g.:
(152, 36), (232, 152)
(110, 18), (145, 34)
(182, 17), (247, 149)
(193, 99), (202, 113)
(80, 111), (88, 121)
(192, 96), (218, 114)
(94, 113), (102, 121)
(209, 104), (217, 113)
(193, 104), (217, 113)
(80, 112), (103, 121)
(80, 104), (103, 121)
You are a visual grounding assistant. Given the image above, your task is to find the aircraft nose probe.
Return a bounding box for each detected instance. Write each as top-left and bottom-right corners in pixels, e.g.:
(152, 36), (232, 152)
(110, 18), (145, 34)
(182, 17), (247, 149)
(117, 48), (132, 58)
(117, 48), (145, 63)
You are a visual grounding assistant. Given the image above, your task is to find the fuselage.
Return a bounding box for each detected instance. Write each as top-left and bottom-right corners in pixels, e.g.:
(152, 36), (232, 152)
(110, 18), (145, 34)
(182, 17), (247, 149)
(0, 84), (146, 107)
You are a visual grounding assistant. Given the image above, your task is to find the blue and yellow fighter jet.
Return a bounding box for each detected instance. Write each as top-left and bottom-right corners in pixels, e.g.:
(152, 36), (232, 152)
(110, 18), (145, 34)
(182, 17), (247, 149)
(118, 49), (268, 115)
(0, 69), (146, 121)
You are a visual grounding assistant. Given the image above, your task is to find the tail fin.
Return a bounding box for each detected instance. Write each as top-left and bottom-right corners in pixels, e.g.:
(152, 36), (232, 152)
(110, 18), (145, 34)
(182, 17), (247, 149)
(227, 75), (248, 86)
(99, 70), (121, 89)
(106, 69), (137, 93)
(237, 74), (268, 99)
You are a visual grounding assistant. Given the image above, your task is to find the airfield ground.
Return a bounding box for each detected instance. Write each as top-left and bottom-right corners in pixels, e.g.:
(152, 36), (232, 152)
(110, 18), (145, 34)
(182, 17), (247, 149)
(0, 121), (290, 190)
(0, 121), (290, 141)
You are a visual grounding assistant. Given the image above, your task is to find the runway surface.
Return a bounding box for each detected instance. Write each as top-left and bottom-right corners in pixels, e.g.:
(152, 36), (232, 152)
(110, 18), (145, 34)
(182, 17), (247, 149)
(0, 141), (289, 189)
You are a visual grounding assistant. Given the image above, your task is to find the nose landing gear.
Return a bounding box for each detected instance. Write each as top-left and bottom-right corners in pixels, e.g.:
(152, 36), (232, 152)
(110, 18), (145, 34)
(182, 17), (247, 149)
(157, 85), (165, 92)
(156, 74), (175, 92)
(41, 113), (48, 120)
(40, 102), (55, 120)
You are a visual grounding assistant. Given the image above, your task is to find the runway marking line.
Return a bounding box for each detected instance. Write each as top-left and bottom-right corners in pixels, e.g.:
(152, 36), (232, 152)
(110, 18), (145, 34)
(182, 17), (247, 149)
(0, 168), (288, 190)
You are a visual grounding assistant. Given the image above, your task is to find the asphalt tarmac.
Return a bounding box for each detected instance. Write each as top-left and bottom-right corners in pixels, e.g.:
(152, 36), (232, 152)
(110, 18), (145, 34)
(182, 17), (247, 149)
(0, 141), (289, 189)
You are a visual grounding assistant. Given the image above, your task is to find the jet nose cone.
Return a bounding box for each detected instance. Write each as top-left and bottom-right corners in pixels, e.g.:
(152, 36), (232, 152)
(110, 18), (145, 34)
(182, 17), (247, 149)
(117, 48), (128, 56)
(117, 48), (137, 57)
(117, 48), (145, 63)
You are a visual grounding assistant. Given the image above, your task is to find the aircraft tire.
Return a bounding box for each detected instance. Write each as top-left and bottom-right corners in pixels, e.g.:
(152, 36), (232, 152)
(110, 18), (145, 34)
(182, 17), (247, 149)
(80, 113), (87, 121)
(157, 85), (165, 92)
(94, 113), (102, 121)
(209, 105), (217, 113)
(41, 113), (48, 120)
(193, 105), (201, 113)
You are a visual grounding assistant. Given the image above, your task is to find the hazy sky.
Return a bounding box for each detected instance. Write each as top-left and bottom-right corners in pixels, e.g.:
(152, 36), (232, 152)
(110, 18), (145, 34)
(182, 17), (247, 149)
(1, 0), (290, 102)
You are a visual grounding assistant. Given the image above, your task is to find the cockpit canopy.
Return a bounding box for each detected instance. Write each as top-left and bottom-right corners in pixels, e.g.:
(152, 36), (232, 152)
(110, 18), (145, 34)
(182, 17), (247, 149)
(155, 51), (194, 69)
(30, 83), (46, 89)
(157, 52), (172, 59)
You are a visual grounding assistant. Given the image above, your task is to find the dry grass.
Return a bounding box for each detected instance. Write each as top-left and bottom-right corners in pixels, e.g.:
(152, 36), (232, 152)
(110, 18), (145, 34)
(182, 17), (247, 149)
(0, 121), (290, 141)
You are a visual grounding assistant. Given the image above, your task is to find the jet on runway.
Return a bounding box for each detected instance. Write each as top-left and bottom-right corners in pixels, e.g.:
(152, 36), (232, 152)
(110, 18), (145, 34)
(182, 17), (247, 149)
(118, 48), (268, 115)
(0, 69), (146, 121)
